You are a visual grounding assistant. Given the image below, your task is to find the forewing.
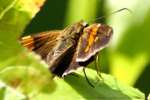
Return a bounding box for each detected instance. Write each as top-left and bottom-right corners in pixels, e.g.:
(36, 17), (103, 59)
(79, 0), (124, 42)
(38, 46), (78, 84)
(76, 24), (113, 62)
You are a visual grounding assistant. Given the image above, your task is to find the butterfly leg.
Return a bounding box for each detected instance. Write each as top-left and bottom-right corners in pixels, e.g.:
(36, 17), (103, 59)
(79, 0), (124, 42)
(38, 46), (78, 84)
(83, 67), (94, 88)
(95, 55), (103, 79)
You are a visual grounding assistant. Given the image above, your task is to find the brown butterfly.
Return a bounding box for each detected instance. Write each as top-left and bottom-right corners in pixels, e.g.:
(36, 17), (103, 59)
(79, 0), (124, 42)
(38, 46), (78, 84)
(20, 20), (113, 79)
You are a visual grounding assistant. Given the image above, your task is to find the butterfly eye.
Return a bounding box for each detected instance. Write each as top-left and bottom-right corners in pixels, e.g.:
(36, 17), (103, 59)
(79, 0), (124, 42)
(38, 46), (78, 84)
(81, 21), (88, 27)
(84, 23), (89, 27)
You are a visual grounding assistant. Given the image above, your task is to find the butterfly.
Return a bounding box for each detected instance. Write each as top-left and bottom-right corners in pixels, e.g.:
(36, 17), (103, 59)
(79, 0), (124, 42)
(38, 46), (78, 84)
(20, 20), (113, 78)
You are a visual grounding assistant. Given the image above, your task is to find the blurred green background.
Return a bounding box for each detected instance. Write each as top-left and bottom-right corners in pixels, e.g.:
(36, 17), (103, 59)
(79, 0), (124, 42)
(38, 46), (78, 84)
(24, 0), (150, 97)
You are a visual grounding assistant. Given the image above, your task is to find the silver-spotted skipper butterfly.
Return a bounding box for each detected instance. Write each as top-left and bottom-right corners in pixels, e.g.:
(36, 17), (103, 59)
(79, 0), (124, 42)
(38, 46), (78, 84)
(20, 8), (132, 87)
(20, 20), (113, 78)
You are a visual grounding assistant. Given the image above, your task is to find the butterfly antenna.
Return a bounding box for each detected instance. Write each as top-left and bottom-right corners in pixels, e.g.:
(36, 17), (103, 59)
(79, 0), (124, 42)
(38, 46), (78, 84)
(83, 68), (94, 88)
(90, 8), (132, 22)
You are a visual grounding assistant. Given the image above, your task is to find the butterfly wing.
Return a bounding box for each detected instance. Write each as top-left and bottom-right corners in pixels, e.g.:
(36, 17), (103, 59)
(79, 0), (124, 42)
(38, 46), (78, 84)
(20, 31), (62, 59)
(20, 21), (87, 77)
(46, 21), (87, 76)
(76, 23), (113, 62)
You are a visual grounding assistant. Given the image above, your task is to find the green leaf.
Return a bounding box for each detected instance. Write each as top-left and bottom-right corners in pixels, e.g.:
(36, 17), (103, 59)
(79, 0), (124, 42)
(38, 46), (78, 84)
(0, 0), (17, 19)
(31, 68), (145, 100)
(0, 0), (56, 98)
(0, 82), (6, 100)
(0, 0), (46, 62)
(0, 81), (26, 100)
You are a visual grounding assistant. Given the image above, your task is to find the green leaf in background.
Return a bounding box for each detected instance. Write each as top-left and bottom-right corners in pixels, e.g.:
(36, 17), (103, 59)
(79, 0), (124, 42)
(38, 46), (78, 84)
(0, 82), (26, 100)
(106, 0), (150, 86)
(0, 0), (56, 98)
(0, 0), (17, 19)
(148, 93), (150, 100)
(0, 0), (46, 61)
(0, 83), (5, 100)
(64, 0), (98, 25)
